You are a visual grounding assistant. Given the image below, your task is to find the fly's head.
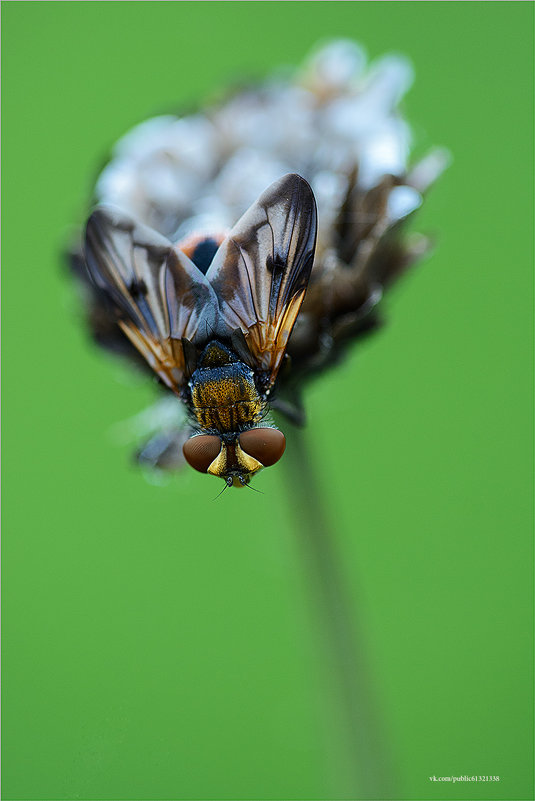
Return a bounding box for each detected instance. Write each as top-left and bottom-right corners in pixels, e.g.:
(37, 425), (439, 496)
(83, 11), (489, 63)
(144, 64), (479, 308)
(182, 427), (286, 488)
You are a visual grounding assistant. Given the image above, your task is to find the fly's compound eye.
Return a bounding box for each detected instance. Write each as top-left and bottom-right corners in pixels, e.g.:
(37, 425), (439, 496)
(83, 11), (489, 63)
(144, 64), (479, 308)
(183, 435), (222, 473)
(239, 428), (286, 467)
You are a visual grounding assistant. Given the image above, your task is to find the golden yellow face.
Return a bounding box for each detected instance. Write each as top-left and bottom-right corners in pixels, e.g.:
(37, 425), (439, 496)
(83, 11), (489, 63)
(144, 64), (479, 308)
(182, 428), (286, 487)
(206, 440), (263, 486)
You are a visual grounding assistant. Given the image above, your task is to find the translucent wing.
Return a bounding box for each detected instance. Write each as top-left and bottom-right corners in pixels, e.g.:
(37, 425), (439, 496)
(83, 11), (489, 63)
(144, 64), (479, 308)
(207, 173), (317, 388)
(84, 206), (218, 393)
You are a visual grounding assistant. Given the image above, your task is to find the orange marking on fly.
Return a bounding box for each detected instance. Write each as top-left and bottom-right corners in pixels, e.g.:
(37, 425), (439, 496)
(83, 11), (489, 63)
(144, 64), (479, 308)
(176, 232), (227, 275)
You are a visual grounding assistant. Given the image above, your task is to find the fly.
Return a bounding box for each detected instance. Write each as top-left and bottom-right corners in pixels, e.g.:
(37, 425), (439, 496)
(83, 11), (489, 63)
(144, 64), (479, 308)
(84, 173), (317, 487)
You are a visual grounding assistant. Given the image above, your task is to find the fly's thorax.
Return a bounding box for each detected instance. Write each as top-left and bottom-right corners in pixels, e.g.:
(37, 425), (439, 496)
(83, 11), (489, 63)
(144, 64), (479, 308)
(188, 341), (264, 433)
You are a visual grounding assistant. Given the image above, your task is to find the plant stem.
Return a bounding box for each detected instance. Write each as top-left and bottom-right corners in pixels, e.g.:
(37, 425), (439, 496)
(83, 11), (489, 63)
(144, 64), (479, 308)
(283, 423), (398, 800)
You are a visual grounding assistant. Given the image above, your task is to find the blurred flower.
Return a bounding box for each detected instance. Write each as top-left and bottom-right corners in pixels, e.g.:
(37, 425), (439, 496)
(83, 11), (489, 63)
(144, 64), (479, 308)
(70, 40), (447, 471)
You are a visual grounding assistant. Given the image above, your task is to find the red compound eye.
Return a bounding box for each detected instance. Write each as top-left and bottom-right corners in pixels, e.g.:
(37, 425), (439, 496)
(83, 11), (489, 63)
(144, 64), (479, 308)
(183, 435), (222, 473)
(239, 428), (286, 467)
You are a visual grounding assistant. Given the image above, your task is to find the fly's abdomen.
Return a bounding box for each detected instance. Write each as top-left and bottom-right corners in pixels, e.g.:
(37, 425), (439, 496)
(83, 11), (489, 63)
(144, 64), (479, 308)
(190, 363), (263, 433)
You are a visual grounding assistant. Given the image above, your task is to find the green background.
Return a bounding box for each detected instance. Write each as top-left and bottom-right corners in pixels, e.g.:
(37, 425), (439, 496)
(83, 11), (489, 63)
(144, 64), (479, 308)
(2, 2), (533, 800)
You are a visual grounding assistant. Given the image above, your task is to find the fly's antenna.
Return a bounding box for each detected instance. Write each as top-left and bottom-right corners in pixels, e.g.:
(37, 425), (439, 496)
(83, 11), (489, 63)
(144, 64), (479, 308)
(213, 482), (230, 501)
(244, 482), (264, 495)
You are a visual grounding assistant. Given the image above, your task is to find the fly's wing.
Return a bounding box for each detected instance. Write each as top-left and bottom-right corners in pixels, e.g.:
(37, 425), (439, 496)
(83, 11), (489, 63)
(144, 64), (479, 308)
(206, 174), (317, 389)
(85, 207), (218, 394)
